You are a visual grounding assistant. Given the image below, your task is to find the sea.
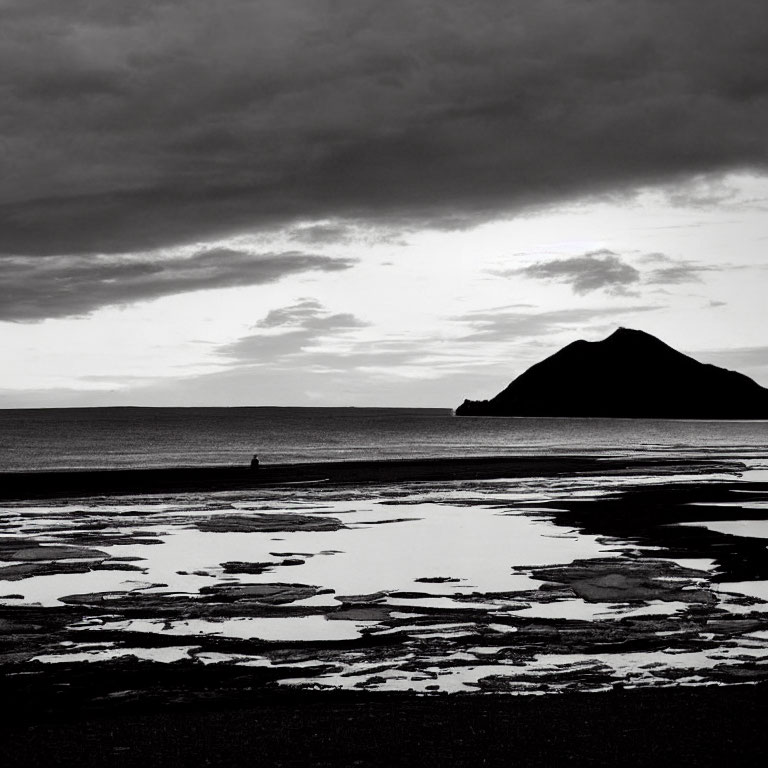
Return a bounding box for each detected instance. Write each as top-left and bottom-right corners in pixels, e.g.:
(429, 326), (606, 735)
(1, 406), (768, 471)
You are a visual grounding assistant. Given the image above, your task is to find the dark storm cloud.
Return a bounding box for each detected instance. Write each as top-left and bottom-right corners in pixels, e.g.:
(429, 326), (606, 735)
(455, 305), (660, 342)
(289, 224), (356, 246)
(0, 251), (354, 321)
(506, 251), (641, 294)
(1, 0), (767, 258)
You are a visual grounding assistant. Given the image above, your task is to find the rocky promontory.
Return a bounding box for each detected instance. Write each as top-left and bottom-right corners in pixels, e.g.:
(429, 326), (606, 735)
(456, 327), (768, 418)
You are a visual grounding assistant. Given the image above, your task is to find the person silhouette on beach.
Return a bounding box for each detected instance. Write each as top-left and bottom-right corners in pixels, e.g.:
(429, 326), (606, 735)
(250, 454), (259, 470)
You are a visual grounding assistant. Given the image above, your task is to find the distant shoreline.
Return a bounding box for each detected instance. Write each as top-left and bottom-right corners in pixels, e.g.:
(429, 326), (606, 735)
(0, 404), (454, 412)
(0, 454), (745, 500)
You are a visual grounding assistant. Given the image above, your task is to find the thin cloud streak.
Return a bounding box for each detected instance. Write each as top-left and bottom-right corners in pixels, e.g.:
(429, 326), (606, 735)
(645, 261), (716, 285)
(219, 299), (368, 363)
(696, 345), (768, 371)
(504, 251), (721, 294)
(454, 305), (661, 342)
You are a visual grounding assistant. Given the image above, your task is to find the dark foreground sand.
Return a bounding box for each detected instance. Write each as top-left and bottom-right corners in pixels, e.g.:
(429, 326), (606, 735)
(3, 454), (766, 766)
(4, 684), (768, 767)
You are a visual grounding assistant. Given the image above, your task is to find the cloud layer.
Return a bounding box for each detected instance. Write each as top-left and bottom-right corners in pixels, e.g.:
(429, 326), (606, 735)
(2, 0), (768, 256)
(219, 299), (368, 363)
(0, 250), (354, 321)
(506, 251), (718, 295)
(455, 304), (660, 342)
(511, 251), (641, 294)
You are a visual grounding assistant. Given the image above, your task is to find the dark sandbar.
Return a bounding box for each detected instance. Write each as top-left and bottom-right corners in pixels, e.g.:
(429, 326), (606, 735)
(0, 455), (743, 500)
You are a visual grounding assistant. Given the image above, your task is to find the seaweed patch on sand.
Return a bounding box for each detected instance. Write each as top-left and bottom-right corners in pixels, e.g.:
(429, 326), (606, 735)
(195, 513), (344, 533)
(523, 558), (715, 604)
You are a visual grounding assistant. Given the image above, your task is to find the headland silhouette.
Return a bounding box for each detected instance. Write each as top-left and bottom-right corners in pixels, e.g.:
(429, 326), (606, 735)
(456, 328), (768, 418)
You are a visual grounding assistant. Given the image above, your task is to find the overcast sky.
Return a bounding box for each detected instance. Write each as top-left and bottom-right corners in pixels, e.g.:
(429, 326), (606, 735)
(2, 0), (768, 407)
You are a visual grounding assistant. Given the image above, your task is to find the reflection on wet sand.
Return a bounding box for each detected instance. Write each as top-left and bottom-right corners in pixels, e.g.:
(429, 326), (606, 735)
(2, 459), (768, 701)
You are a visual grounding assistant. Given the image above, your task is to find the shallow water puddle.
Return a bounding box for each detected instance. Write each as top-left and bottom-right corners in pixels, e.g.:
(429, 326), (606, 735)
(4, 468), (768, 694)
(80, 616), (378, 642)
(680, 519), (768, 538)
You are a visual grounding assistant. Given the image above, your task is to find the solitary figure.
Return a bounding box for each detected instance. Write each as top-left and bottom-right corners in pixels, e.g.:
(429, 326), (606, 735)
(250, 454), (260, 470)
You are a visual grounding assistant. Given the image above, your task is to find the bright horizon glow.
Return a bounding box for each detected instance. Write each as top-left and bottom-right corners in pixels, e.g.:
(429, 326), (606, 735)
(3, 3), (768, 408)
(3, 173), (768, 408)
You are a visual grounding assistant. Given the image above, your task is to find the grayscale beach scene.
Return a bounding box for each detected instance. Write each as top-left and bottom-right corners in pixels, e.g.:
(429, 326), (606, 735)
(3, 2), (768, 766)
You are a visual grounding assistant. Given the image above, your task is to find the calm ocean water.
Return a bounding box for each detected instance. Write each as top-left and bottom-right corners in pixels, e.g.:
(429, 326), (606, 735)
(1, 407), (767, 471)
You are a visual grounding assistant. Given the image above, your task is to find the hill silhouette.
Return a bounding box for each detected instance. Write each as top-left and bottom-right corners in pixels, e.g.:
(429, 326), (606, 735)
(455, 328), (768, 418)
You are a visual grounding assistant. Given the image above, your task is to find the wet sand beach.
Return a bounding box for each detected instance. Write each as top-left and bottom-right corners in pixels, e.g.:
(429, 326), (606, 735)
(2, 455), (768, 765)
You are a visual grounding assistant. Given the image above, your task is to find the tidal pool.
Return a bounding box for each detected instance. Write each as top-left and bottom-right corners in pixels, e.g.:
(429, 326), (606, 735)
(3, 462), (768, 694)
